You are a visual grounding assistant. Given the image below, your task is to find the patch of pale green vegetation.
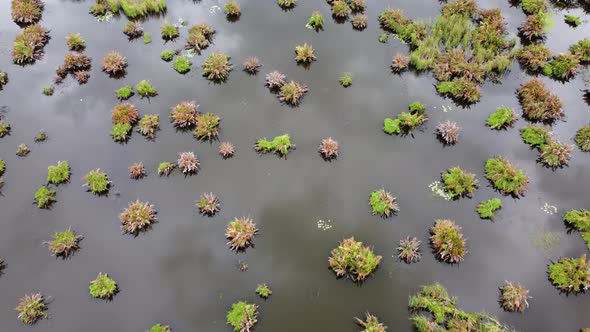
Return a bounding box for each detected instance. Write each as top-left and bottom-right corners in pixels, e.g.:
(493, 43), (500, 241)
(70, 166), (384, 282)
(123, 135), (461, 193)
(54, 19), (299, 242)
(486, 107), (516, 130)
(255, 134), (292, 156)
(16, 143), (30, 156)
(160, 50), (174, 61)
(328, 237), (382, 283)
(383, 102), (428, 135)
(93, 0), (167, 19)
(520, 125), (550, 149)
(35, 185), (56, 209)
(136, 80), (157, 97)
(531, 228), (561, 256)
(227, 301), (258, 332)
(441, 166), (478, 199)
(476, 198), (502, 220)
(89, 272), (118, 299)
(369, 189), (399, 217)
(255, 284), (272, 298)
(563, 209), (590, 250)
(202, 51), (232, 81)
(47, 161), (71, 185)
(339, 73), (352, 87)
(149, 324), (171, 332)
(143, 33), (152, 44)
(307, 11), (324, 29)
(83, 169), (110, 194)
(173, 56), (191, 74)
(116, 85), (134, 100)
(484, 157), (529, 197)
(548, 254), (590, 294)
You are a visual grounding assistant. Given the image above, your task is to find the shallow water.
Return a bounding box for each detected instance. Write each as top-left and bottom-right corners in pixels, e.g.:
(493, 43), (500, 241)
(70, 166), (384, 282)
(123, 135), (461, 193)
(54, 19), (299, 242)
(1, 0), (590, 331)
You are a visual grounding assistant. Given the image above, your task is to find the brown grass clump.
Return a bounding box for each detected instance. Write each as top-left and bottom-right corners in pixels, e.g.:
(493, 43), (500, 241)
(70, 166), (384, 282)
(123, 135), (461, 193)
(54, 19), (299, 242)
(391, 53), (410, 73)
(279, 81), (308, 106)
(123, 21), (143, 39)
(517, 44), (552, 72)
(197, 192), (220, 216)
(319, 137), (339, 160)
(119, 200), (157, 234)
(242, 56), (261, 74)
(226, 217), (258, 251)
(539, 141), (572, 169)
(265, 70), (286, 89)
(430, 219), (466, 264)
(219, 142), (235, 158)
(500, 281), (530, 313)
(12, 24), (49, 64)
(397, 236), (422, 264)
(186, 22), (216, 53)
(177, 151), (200, 174)
(517, 78), (563, 122)
(101, 51), (127, 75)
(63, 53), (91, 71)
(73, 70), (90, 84)
(519, 13), (546, 41)
(170, 101), (199, 128)
(436, 120), (461, 145)
(111, 103), (139, 125)
(11, 0), (43, 24)
(128, 162), (145, 179)
(351, 14), (368, 30)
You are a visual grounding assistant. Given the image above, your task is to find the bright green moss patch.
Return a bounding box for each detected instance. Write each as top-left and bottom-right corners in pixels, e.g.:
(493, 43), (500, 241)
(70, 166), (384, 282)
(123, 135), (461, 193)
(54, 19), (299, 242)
(521, 0), (546, 14)
(0, 159), (5, 176)
(47, 161), (71, 185)
(111, 123), (132, 142)
(160, 23), (179, 40)
(255, 134), (292, 156)
(329, 237), (382, 282)
(158, 162), (175, 176)
(564, 209), (590, 250)
(441, 166), (478, 199)
(83, 169), (110, 194)
(47, 228), (81, 257)
(15, 293), (47, 324)
(116, 85), (134, 100)
(173, 56), (191, 74)
(307, 11), (324, 29)
(570, 39), (590, 63)
(136, 80), (157, 97)
(520, 125), (550, 149)
(548, 254), (590, 294)
(149, 324), (171, 332)
(35, 185), (56, 209)
(339, 73), (352, 87)
(487, 107), (516, 130)
(160, 50), (174, 61)
(89, 272), (118, 299)
(227, 301), (258, 332)
(484, 157), (529, 197)
(369, 189), (399, 217)
(575, 125), (590, 152)
(565, 14), (581, 27)
(476, 198), (502, 220)
(436, 79), (481, 104)
(255, 284), (272, 298)
(104, 0), (167, 19)
(542, 53), (580, 80)
(383, 102), (428, 135)
(143, 33), (152, 44)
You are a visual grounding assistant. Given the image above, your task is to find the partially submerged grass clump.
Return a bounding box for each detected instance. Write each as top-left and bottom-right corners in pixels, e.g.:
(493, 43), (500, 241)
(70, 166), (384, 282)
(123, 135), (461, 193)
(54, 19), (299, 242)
(520, 125), (551, 148)
(160, 23), (179, 40)
(111, 123), (132, 142)
(149, 324), (171, 332)
(383, 102), (428, 135)
(0, 159), (5, 176)
(194, 112), (220, 141)
(83, 169), (110, 195)
(160, 50), (174, 61)
(563, 209), (590, 250)
(101, 51), (127, 75)
(116, 85), (134, 100)
(369, 189), (399, 217)
(339, 73), (352, 87)
(517, 43), (552, 72)
(255, 134), (292, 156)
(226, 217), (258, 251)
(500, 281), (530, 313)
(430, 219), (466, 263)
(570, 39), (590, 63)
(119, 200), (156, 234)
(0, 71), (8, 89)
(137, 114), (159, 139)
(318, 137), (339, 160)
(564, 14), (581, 27)
(517, 78), (563, 123)
(136, 80), (157, 98)
(197, 192), (219, 216)
(548, 254), (590, 294)
(265, 70), (286, 89)
(89, 272), (117, 299)
(519, 11), (553, 41)
(11, 0), (43, 24)
(351, 14), (368, 30)
(219, 142), (235, 158)
(112, 102), (139, 125)
(355, 312), (387, 332)
(16, 143), (30, 156)
(202, 51), (232, 81)
(0, 119), (11, 137)
(307, 11), (324, 30)
(42, 86), (54, 96)
(436, 120), (460, 144)
(331, 1), (350, 18)
(329, 237), (382, 282)
(279, 81), (308, 106)
(487, 107), (517, 129)
(441, 166), (478, 199)
(186, 22), (215, 53)
(34, 130), (47, 141)
(123, 21), (143, 39)
(539, 140), (572, 169)
(294, 43), (315, 63)
(242, 56), (261, 74)
(224, 1), (241, 17)
(227, 301), (258, 332)
(390, 53), (409, 73)
(521, 0), (546, 14)
(47, 161), (70, 185)
(255, 284), (272, 299)
(436, 79), (481, 104)
(101, 0), (166, 19)
(12, 24), (49, 64)
(46, 228), (81, 257)
(543, 53), (580, 80)
(173, 56), (191, 74)
(397, 236), (422, 264)
(15, 293), (47, 324)
(476, 198), (502, 220)
(128, 162), (145, 179)
(177, 151), (199, 175)
(158, 162), (175, 176)
(66, 33), (86, 51)
(484, 157), (529, 196)
(35, 185), (56, 209)
(575, 125), (590, 152)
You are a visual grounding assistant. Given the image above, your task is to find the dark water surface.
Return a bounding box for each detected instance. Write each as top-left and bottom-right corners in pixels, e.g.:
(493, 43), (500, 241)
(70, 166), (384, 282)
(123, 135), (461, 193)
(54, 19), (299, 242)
(1, 0), (590, 331)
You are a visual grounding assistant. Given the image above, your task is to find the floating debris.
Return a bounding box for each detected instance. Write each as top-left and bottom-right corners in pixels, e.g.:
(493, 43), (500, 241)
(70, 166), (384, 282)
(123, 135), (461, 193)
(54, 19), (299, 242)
(316, 219), (333, 231)
(428, 181), (452, 201)
(541, 202), (557, 215)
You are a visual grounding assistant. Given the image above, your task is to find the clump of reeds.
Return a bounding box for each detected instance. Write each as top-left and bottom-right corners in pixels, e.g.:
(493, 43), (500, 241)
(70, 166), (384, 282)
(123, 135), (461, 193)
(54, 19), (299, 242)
(101, 51), (127, 75)
(226, 217), (258, 251)
(170, 101), (199, 128)
(46, 227), (81, 257)
(12, 24), (49, 64)
(242, 56), (261, 74)
(318, 137), (339, 160)
(219, 142), (235, 158)
(15, 293), (47, 324)
(430, 219), (466, 263)
(397, 236), (422, 263)
(194, 112), (220, 141)
(202, 51), (232, 81)
(119, 200), (157, 234)
(517, 78), (563, 123)
(11, 0), (43, 24)
(197, 192), (219, 216)
(177, 152), (200, 175)
(264, 70), (286, 89)
(89, 272), (118, 299)
(128, 162), (145, 179)
(279, 81), (308, 106)
(500, 281), (530, 313)
(328, 237), (382, 282)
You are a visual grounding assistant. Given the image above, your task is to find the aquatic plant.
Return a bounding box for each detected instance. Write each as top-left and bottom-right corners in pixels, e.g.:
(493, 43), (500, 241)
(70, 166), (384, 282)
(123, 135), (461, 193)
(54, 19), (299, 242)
(255, 284), (272, 299)
(15, 293), (47, 324)
(307, 11), (324, 29)
(12, 24), (49, 64)
(197, 192), (219, 216)
(101, 51), (127, 75)
(487, 107), (516, 130)
(83, 169), (110, 194)
(436, 120), (461, 145)
(378, 33), (388, 43)
(144, 32), (151, 44)
(441, 167), (478, 199)
(242, 56), (261, 74)
(318, 137), (339, 160)
(128, 162), (145, 179)
(148, 324), (171, 332)
(173, 56), (191, 74)
(390, 53), (409, 73)
(137, 114), (159, 139)
(517, 78), (563, 122)
(520, 125), (550, 148)
(476, 198), (502, 220)
(430, 219), (466, 265)
(355, 312), (386, 332)
(331, 1), (350, 18)
(369, 189), (399, 217)
(539, 140), (572, 168)
(119, 200), (156, 234)
(436, 79), (481, 104)
(565, 14), (581, 27)
(42, 86), (54, 96)
(500, 281), (530, 313)
(339, 73), (352, 87)
(277, 0), (296, 9)
(0, 120), (10, 138)
(219, 142), (235, 158)
(484, 157), (529, 196)
(116, 85), (134, 100)
(177, 151), (199, 174)
(224, 1), (240, 16)
(397, 236), (422, 264)
(351, 14), (368, 30)
(563, 209), (590, 250)
(47, 161), (70, 185)
(383, 102), (428, 135)
(89, 272), (118, 299)
(279, 81), (308, 106)
(202, 51), (232, 81)
(226, 301), (258, 332)
(264, 70), (286, 89)
(548, 254), (590, 294)
(35, 185), (56, 209)
(294, 43), (316, 63)
(521, 0), (546, 14)
(16, 143), (30, 156)
(519, 11), (553, 41)
(34, 131), (47, 142)
(0, 71), (8, 88)
(112, 102), (139, 125)
(89, 0), (107, 16)
(349, 0), (365, 11)
(160, 23), (179, 40)
(108, 0), (166, 18)
(0, 159), (5, 176)
(73, 70), (90, 84)
(11, 0), (43, 24)
(575, 125), (590, 152)
(193, 112), (220, 141)
(543, 53), (580, 80)
(47, 228), (81, 257)
(517, 43), (552, 72)
(186, 22), (215, 53)
(111, 123), (132, 142)
(570, 39), (590, 63)
(329, 237), (382, 282)
(160, 50), (174, 61)
(62, 52), (92, 73)
(255, 134), (292, 156)
(123, 21), (143, 39)
(66, 33), (86, 51)
(226, 217), (258, 251)
(158, 162), (175, 176)
(136, 80), (157, 97)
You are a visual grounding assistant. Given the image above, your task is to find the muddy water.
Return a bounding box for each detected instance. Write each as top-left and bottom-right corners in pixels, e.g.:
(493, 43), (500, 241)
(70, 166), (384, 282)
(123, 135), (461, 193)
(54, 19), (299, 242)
(1, 0), (590, 331)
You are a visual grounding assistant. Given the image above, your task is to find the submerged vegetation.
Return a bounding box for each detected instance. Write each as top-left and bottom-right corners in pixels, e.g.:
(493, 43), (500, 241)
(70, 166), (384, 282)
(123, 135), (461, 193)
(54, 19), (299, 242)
(89, 272), (118, 299)
(430, 219), (466, 263)
(329, 237), (382, 283)
(369, 189), (399, 217)
(15, 293), (47, 324)
(227, 301), (258, 332)
(484, 157), (529, 197)
(226, 217), (258, 251)
(255, 134), (292, 156)
(548, 254), (590, 294)
(476, 198), (502, 220)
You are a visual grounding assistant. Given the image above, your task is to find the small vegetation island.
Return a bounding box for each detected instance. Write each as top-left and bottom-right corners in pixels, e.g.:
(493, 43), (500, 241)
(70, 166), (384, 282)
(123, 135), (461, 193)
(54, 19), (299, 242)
(15, 293), (48, 324)
(355, 312), (387, 332)
(548, 254), (590, 294)
(89, 272), (118, 299)
(226, 217), (257, 251)
(227, 301), (258, 332)
(329, 237), (382, 283)
(430, 219), (467, 263)
(369, 189), (399, 218)
(383, 102), (428, 136)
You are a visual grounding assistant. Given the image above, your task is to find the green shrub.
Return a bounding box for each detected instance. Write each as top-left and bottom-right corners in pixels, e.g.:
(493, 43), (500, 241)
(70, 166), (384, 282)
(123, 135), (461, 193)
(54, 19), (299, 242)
(476, 198), (502, 220)
(563, 209), (590, 250)
(83, 169), (110, 194)
(15, 293), (47, 324)
(565, 14), (581, 27)
(160, 23), (179, 40)
(570, 39), (590, 63)
(111, 123), (132, 142)
(484, 157), (529, 196)
(173, 56), (191, 73)
(255, 134), (292, 156)
(328, 237), (382, 282)
(47, 228), (81, 257)
(441, 166), (478, 199)
(136, 80), (157, 97)
(575, 125), (590, 152)
(227, 301), (258, 332)
(89, 272), (118, 299)
(487, 107), (516, 129)
(548, 254), (590, 294)
(307, 11), (324, 29)
(255, 284), (272, 298)
(430, 219), (466, 263)
(520, 125), (550, 149)
(116, 85), (134, 100)
(47, 161), (71, 185)
(202, 51), (232, 81)
(160, 49), (174, 61)
(339, 73), (352, 87)
(369, 189), (399, 217)
(35, 185), (56, 208)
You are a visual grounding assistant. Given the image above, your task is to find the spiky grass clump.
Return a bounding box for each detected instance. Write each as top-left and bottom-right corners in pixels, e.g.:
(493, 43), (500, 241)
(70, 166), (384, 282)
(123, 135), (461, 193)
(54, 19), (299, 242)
(521, 0), (546, 14)
(128, 162), (145, 179)
(500, 281), (530, 313)
(107, 0), (166, 18)
(171, 101), (199, 128)
(543, 53), (580, 80)
(227, 301), (258, 332)
(242, 56), (261, 74)
(47, 228), (81, 257)
(279, 81), (308, 106)
(47, 161), (70, 185)
(172, 56), (191, 74)
(255, 284), (272, 298)
(119, 200), (156, 234)
(391, 53), (409, 73)
(548, 254), (590, 294)
(339, 73), (352, 87)
(307, 11), (324, 29)
(570, 39), (590, 63)
(160, 23), (179, 40)
(436, 120), (460, 144)
(149, 324), (171, 332)
(35, 185), (56, 208)
(111, 124), (132, 142)
(517, 78), (562, 122)
(0, 159), (5, 176)
(226, 217), (258, 251)
(487, 107), (516, 130)
(255, 134), (292, 156)
(202, 51), (232, 81)
(520, 125), (550, 148)
(517, 44), (552, 72)
(436, 79), (481, 104)
(430, 219), (466, 264)
(539, 140), (572, 169)
(42, 86), (54, 96)
(277, 0), (296, 9)
(177, 151), (199, 175)
(160, 50), (174, 61)
(0, 71), (8, 88)
(83, 169), (110, 194)
(265, 70), (286, 89)
(319, 137), (339, 160)
(66, 33), (85, 51)
(34, 131), (47, 142)
(89, 272), (118, 299)
(219, 142), (235, 158)
(116, 86), (133, 100)
(194, 112), (220, 141)
(197, 192), (219, 216)
(564, 209), (590, 250)
(383, 102), (428, 135)
(136, 80), (157, 98)
(123, 21), (143, 39)
(349, 0), (365, 11)
(186, 22), (215, 53)
(519, 11), (552, 41)
(11, 0), (43, 24)
(331, 0), (350, 18)
(351, 14), (368, 30)
(355, 312), (387, 332)
(12, 24), (49, 64)
(294, 43), (316, 63)
(224, 1), (240, 16)
(476, 198), (502, 220)
(397, 236), (422, 264)
(137, 114), (159, 139)
(329, 237), (382, 282)
(0, 119), (10, 137)
(158, 162), (175, 176)
(369, 189), (399, 217)
(112, 102), (139, 125)
(89, 1), (107, 16)
(575, 125), (590, 152)
(15, 293), (47, 324)
(565, 14), (581, 27)
(484, 157), (529, 197)
(16, 143), (30, 156)
(441, 167), (478, 199)
(101, 51), (127, 74)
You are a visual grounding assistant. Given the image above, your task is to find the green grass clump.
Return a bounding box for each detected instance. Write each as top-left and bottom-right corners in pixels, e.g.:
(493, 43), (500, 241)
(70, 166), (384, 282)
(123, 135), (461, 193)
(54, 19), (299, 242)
(539, 140), (572, 169)
(227, 301), (258, 332)
(476, 198), (502, 220)
(563, 209), (590, 250)
(116, 85), (134, 100)
(542, 53), (580, 80)
(137, 114), (159, 139)
(378, 33), (388, 43)
(160, 23), (179, 40)
(355, 312), (387, 332)
(383, 102), (427, 135)
(16, 143), (30, 156)
(16, 293), (47, 324)
(42, 87), (54, 96)
(517, 43), (552, 72)
(173, 56), (191, 74)
(548, 254), (590, 294)
(520, 125), (550, 149)
(83, 169), (110, 194)
(441, 166), (478, 199)
(570, 39), (590, 63)
(307, 11), (324, 29)
(111, 123), (132, 142)
(186, 22), (215, 53)
(277, 0), (296, 9)
(224, 1), (241, 16)
(0, 120), (10, 137)
(66, 33), (86, 51)
(160, 50), (174, 61)
(255, 134), (292, 156)
(143, 33), (152, 44)
(89, 272), (118, 299)
(108, 0), (167, 19)
(202, 51), (232, 81)
(47, 161), (71, 185)
(430, 219), (466, 263)
(47, 228), (81, 257)
(487, 107), (516, 129)
(0, 159), (5, 176)
(193, 112), (220, 141)
(436, 79), (481, 104)
(149, 324), (171, 332)
(521, 0), (546, 14)
(339, 73), (352, 87)
(575, 125), (590, 152)
(255, 284), (272, 298)
(12, 24), (49, 64)
(136, 80), (157, 97)
(158, 162), (175, 176)
(565, 14), (581, 27)
(35, 185), (56, 209)
(369, 189), (399, 217)
(484, 157), (529, 197)
(278, 81), (308, 106)
(294, 43), (316, 63)
(328, 237), (382, 282)
(331, 1), (350, 18)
